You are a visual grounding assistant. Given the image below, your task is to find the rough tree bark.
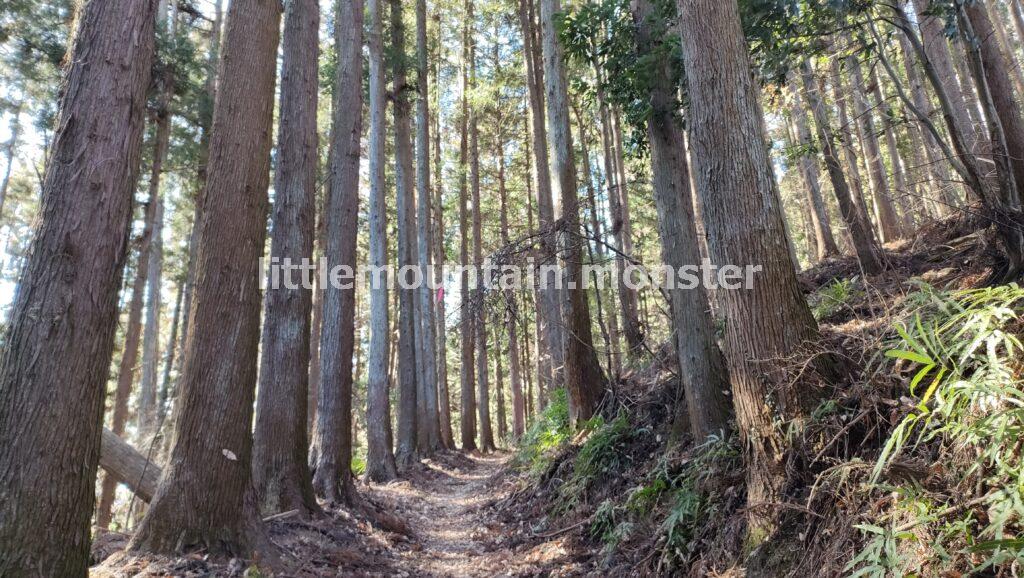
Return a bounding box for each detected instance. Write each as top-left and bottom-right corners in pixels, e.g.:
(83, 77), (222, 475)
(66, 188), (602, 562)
(0, 0), (156, 573)
(459, 0), (478, 451)
(518, 0), (559, 400)
(539, 0), (606, 425)
(309, 0), (363, 503)
(252, 0), (321, 518)
(633, 0), (732, 441)
(677, 0), (836, 543)
(415, 0), (443, 455)
(365, 0), (399, 482)
(391, 0), (421, 470)
(129, 0), (282, 556)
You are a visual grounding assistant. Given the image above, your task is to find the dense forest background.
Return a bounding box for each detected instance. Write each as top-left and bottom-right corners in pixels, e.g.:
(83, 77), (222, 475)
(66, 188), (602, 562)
(1, 0), (1024, 576)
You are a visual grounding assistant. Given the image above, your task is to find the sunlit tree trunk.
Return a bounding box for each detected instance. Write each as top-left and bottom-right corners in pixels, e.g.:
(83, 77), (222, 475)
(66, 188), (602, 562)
(539, 0), (606, 425)
(0, 2), (156, 571)
(415, 0), (442, 455)
(458, 0), (477, 451)
(252, 0), (321, 518)
(633, 0), (731, 441)
(432, 19), (455, 449)
(391, 0), (421, 470)
(789, 85), (839, 259)
(800, 62), (883, 274)
(364, 0), (399, 482)
(677, 0), (836, 542)
(129, 0), (281, 556)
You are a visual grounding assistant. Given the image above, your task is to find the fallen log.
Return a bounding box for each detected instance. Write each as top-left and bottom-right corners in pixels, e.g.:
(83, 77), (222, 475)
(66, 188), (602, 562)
(99, 427), (162, 503)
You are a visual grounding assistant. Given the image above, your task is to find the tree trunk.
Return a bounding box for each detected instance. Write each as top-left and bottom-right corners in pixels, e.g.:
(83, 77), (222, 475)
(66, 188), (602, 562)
(871, 69), (917, 232)
(518, 0), (560, 400)
(129, 0), (282, 556)
(309, 0), (363, 503)
(898, 32), (958, 215)
(495, 109), (526, 439)
(415, 0), (442, 455)
(97, 193), (161, 528)
(0, 0), (156, 573)
(364, 0), (399, 482)
(633, 0), (731, 441)
(470, 10), (495, 453)
(99, 427), (162, 506)
(252, 0), (321, 518)
(0, 99), (22, 220)
(538, 0), (606, 426)
(912, 0), (988, 164)
(800, 62), (884, 274)
(848, 50), (903, 242)
(965, 0), (1024, 205)
(390, 0), (421, 471)
(458, 0), (478, 452)
(789, 86), (840, 260)
(432, 23), (455, 450)
(157, 276), (184, 427)
(137, 152), (167, 444)
(494, 326), (508, 444)
(677, 0), (835, 542)
(609, 108), (644, 355)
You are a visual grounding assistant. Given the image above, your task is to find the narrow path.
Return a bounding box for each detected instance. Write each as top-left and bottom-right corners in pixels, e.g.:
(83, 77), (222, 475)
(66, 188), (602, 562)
(361, 452), (574, 577)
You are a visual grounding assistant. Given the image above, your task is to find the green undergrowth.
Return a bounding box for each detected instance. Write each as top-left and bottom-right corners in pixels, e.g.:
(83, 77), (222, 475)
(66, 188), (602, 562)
(512, 388), (572, 478)
(810, 276), (863, 321)
(848, 282), (1024, 576)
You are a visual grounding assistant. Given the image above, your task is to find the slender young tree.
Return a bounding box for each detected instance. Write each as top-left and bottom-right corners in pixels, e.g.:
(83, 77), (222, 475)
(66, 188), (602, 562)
(677, 0), (836, 542)
(365, 0), (399, 482)
(538, 0), (606, 425)
(129, 0), (282, 555)
(459, 0), (478, 451)
(252, 0), (321, 518)
(0, 0), (156, 573)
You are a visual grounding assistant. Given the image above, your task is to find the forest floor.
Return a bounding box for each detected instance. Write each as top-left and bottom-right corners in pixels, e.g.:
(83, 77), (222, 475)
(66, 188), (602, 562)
(93, 450), (585, 577)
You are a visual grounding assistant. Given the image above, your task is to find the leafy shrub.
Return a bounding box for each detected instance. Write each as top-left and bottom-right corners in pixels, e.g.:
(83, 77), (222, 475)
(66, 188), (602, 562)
(849, 283), (1024, 575)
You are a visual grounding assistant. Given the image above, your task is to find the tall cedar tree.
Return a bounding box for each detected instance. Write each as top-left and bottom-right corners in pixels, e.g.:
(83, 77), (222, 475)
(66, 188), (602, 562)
(676, 0), (835, 543)
(252, 0), (322, 518)
(631, 0), (732, 441)
(518, 0), (560, 401)
(310, 0), (364, 503)
(416, 0), (443, 453)
(364, 0), (400, 482)
(459, 0), (478, 450)
(538, 0), (606, 425)
(0, 0), (156, 573)
(129, 0), (282, 555)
